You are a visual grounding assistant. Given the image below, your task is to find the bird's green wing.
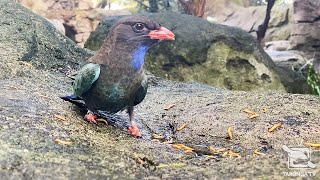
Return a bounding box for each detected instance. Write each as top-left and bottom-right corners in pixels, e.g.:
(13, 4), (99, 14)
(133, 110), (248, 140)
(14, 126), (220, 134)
(134, 76), (148, 106)
(73, 63), (101, 97)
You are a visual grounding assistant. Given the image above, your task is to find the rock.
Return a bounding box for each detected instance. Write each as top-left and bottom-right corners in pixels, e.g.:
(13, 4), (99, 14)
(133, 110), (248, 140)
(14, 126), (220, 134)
(265, 50), (310, 93)
(269, 5), (290, 28)
(85, 13), (310, 93)
(47, 18), (66, 35)
(266, 26), (291, 41)
(204, 3), (292, 41)
(265, 49), (306, 69)
(3, 71), (320, 179)
(18, 0), (48, 16)
(265, 40), (291, 51)
(0, 0), (92, 79)
(18, 0), (131, 47)
(264, 41), (311, 93)
(1, 1), (320, 178)
(290, 0), (320, 60)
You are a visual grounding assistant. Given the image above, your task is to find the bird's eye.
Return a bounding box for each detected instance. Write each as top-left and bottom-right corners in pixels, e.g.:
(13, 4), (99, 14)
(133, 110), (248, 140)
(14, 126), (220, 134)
(133, 23), (145, 32)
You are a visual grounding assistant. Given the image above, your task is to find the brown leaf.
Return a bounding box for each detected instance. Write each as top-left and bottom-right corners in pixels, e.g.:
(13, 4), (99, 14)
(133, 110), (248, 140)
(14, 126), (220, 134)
(53, 138), (73, 145)
(177, 123), (188, 131)
(164, 104), (176, 111)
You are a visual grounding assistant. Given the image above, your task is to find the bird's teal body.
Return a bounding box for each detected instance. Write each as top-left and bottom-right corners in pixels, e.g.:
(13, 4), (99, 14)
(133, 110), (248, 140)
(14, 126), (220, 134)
(78, 63), (148, 113)
(62, 16), (175, 137)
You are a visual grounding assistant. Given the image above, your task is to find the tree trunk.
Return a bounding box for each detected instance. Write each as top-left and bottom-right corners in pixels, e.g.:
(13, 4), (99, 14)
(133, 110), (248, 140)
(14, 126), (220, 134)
(178, 0), (206, 17)
(256, 0), (275, 44)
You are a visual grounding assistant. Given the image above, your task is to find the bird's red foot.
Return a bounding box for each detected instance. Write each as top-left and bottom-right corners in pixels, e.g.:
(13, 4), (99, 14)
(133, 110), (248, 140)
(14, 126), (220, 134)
(128, 121), (142, 137)
(84, 112), (98, 124)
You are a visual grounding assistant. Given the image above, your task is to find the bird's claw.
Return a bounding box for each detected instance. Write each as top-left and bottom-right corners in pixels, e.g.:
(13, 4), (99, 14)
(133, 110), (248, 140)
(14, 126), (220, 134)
(84, 113), (98, 124)
(128, 121), (142, 137)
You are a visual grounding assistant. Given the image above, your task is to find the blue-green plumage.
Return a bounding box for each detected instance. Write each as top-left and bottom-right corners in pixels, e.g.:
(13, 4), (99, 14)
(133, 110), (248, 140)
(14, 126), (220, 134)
(73, 63), (101, 98)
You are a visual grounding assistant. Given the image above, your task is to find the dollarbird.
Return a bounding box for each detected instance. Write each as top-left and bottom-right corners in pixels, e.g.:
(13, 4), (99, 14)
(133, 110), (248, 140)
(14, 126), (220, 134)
(61, 16), (175, 137)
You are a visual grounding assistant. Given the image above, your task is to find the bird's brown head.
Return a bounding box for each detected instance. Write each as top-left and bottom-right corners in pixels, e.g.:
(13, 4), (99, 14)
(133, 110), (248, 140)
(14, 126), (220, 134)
(104, 16), (175, 70)
(95, 16), (175, 71)
(109, 16), (175, 44)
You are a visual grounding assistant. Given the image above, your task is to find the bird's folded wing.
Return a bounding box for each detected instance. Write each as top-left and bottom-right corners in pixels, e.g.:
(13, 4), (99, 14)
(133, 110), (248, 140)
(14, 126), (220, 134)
(73, 63), (101, 97)
(134, 75), (148, 106)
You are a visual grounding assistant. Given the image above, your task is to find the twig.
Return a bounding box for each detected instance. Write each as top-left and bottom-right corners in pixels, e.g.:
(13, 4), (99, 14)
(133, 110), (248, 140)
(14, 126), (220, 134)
(256, 0), (275, 43)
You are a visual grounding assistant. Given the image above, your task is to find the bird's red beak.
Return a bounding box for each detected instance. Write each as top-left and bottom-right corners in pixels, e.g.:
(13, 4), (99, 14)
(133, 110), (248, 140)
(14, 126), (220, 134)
(148, 27), (175, 41)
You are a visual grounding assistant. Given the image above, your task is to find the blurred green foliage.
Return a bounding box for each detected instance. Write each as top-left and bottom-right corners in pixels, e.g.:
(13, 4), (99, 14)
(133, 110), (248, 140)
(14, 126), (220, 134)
(307, 65), (320, 95)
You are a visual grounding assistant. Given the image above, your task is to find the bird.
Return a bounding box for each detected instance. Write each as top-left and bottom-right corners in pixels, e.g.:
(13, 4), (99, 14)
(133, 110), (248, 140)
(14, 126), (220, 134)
(61, 16), (175, 137)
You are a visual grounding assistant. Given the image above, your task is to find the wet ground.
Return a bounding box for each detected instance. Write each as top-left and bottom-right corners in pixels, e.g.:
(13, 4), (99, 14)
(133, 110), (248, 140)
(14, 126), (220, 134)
(0, 65), (319, 179)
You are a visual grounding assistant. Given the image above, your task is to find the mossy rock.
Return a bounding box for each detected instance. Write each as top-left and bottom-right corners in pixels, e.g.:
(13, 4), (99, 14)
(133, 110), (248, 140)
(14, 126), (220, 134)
(0, 0), (93, 79)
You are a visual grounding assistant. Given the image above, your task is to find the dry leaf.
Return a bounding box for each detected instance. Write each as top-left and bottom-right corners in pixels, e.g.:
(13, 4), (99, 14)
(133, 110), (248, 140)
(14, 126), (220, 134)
(249, 114), (260, 119)
(228, 127), (233, 140)
(209, 146), (215, 152)
(151, 139), (160, 143)
(177, 123), (188, 131)
(222, 151), (228, 157)
(133, 153), (145, 165)
(152, 134), (164, 139)
(229, 150), (241, 159)
(164, 104), (176, 110)
(54, 114), (66, 121)
(205, 155), (216, 159)
(163, 139), (173, 144)
(268, 123), (282, 132)
(304, 143), (320, 147)
(172, 144), (183, 149)
(254, 149), (266, 156)
(216, 148), (227, 153)
(54, 138), (73, 145)
(242, 108), (256, 115)
(172, 144), (193, 151)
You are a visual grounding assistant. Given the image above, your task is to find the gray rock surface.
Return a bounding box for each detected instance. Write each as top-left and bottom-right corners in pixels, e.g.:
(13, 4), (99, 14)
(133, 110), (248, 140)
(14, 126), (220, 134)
(1, 1), (319, 179)
(290, 0), (320, 64)
(291, 0), (320, 52)
(265, 40), (291, 51)
(206, 3), (292, 41)
(265, 49), (306, 69)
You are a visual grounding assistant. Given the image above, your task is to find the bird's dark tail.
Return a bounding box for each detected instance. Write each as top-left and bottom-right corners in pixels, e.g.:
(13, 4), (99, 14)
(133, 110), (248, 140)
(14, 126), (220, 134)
(60, 95), (87, 109)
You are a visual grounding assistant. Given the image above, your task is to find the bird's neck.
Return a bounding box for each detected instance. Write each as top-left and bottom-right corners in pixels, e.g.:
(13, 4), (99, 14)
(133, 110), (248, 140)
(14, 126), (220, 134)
(131, 45), (150, 71)
(91, 39), (151, 72)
